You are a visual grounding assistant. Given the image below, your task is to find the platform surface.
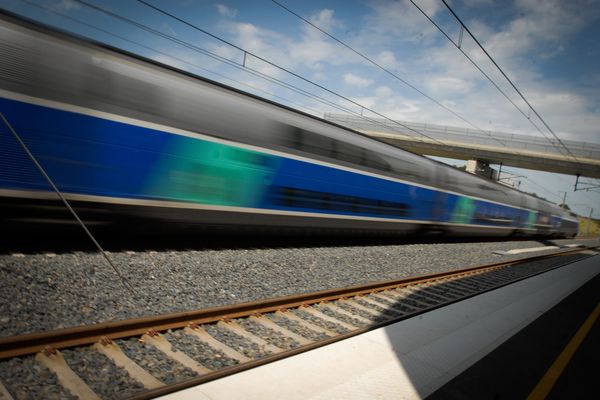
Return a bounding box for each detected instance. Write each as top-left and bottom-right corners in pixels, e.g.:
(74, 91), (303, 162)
(159, 253), (600, 400)
(430, 258), (600, 399)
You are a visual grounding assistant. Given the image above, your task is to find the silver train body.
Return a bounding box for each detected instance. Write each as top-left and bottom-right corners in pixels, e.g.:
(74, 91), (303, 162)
(0, 11), (578, 238)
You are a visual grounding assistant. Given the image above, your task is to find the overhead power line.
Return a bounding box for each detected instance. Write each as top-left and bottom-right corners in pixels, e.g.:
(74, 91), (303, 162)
(65, 0), (428, 141)
(406, 0), (562, 156)
(270, 0), (598, 203)
(406, 0), (593, 202)
(270, 0), (518, 152)
(71, 0), (555, 164)
(438, 0), (579, 163)
(20, 0), (334, 119)
(128, 0), (447, 145)
(21, 0), (594, 208)
(60, 0), (448, 146)
(69, 0), (572, 182)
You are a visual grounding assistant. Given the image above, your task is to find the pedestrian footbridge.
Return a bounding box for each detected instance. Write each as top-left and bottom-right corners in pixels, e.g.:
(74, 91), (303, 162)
(324, 114), (600, 179)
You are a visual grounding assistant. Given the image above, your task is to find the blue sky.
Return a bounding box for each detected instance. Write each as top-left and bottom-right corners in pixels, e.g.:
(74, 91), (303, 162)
(1, 0), (599, 217)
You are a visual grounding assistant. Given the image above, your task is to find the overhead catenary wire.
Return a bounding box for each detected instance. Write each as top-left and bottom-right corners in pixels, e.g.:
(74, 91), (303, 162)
(0, 112), (137, 295)
(501, 166), (598, 212)
(408, 0), (597, 205)
(269, 0), (594, 193)
(17, 1), (597, 213)
(270, 0), (528, 154)
(500, 168), (561, 203)
(438, 0), (579, 163)
(69, 0), (597, 210)
(67, 0), (445, 146)
(406, 0), (564, 157)
(68, 0), (446, 147)
(19, 0), (331, 119)
(129, 0), (448, 145)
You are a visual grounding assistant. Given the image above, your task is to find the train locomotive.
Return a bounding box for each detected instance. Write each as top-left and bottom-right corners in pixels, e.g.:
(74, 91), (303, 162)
(0, 11), (578, 238)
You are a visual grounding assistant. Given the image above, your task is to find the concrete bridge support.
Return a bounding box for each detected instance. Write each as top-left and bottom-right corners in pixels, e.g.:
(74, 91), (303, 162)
(466, 159), (498, 180)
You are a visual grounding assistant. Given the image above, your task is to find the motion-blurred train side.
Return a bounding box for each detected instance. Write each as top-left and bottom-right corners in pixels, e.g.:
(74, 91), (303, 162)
(0, 11), (578, 238)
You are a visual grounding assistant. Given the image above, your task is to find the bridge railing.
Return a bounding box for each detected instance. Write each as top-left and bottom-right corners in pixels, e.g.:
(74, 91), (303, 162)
(324, 113), (600, 160)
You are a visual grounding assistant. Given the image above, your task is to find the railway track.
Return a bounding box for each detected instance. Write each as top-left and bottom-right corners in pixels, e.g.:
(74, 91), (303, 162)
(0, 246), (596, 400)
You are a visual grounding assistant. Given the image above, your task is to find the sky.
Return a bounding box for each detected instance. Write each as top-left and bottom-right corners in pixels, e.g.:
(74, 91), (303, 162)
(1, 0), (599, 218)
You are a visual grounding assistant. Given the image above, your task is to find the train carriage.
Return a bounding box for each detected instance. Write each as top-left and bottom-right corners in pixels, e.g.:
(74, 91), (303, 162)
(0, 11), (578, 238)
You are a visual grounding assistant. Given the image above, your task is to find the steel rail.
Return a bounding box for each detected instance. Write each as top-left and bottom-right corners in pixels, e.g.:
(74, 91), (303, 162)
(132, 246), (598, 400)
(0, 246), (591, 361)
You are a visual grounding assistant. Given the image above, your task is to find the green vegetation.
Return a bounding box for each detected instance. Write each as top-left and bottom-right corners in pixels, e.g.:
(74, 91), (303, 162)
(578, 217), (600, 237)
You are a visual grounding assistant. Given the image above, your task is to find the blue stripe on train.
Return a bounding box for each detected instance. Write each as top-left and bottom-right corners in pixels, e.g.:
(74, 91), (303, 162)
(0, 96), (528, 227)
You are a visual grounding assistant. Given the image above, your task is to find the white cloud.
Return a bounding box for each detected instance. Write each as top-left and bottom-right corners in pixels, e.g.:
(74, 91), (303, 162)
(474, 0), (597, 69)
(215, 8), (357, 72)
(218, 21), (291, 76)
(216, 4), (238, 18)
(424, 76), (473, 95)
(350, 86), (422, 120)
(287, 8), (352, 69)
(343, 73), (374, 87)
(360, 0), (444, 44)
(374, 50), (401, 70)
(168, 0), (600, 149)
(310, 9), (343, 31)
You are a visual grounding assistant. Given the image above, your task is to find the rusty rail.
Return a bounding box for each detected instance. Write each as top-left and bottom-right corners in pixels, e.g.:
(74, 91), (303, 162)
(0, 246), (590, 360)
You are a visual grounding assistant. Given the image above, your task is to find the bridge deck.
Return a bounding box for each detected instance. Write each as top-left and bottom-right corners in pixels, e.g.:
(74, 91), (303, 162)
(324, 114), (600, 178)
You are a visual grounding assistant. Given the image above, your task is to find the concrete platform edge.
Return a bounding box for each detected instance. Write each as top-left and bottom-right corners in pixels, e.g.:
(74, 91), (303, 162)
(159, 255), (600, 400)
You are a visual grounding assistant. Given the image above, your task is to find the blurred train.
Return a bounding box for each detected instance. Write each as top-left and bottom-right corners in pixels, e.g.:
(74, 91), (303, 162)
(0, 11), (578, 238)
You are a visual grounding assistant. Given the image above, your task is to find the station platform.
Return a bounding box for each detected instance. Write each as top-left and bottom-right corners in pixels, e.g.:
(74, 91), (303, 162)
(159, 253), (600, 400)
(430, 262), (599, 399)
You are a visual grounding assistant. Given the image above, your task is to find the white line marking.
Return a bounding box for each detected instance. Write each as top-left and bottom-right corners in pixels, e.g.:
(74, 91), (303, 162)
(493, 244), (581, 255)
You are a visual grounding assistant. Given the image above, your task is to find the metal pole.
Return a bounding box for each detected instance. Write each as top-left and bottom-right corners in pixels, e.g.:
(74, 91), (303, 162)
(558, 191), (567, 207)
(497, 162), (502, 181)
(0, 111), (136, 295)
(587, 207), (593, 236)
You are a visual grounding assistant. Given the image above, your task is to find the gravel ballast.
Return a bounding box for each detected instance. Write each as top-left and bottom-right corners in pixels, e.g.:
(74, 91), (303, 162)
(61, 347), (145, 399)
(266, 314), (329, 341)
(236, 319), (301, 350)
(0, 238), (597, 337)
(163, 330), (238, 370)
(203, 324), (272, 359)
(117, 338), (198, 385)
(0, 356), (76, 400)
(315, 304), (370, 327)
(291, 308), (350, 334)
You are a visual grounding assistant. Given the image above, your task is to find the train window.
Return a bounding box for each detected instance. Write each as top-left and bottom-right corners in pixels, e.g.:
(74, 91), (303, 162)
(268, 185), (411, 217)
(279, 127), (336, 159)
(364, 150), (392, 171)
(444, 168), (479, 197)
(384, 155), (423, 181)
(85, 63), (161, 115)
(334, 140), (365, 165)
(278, 124), (393, 172)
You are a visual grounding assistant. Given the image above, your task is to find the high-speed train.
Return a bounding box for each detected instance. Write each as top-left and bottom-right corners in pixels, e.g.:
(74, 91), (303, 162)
(0, 11), (578, 238)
